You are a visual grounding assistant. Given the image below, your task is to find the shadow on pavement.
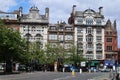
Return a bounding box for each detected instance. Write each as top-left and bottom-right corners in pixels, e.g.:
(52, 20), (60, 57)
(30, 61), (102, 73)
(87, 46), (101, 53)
(0, 71), (20, 75)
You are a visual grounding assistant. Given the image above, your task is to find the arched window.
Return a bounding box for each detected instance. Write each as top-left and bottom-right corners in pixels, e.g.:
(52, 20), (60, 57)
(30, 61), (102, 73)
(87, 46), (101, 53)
(24, 33), (32, 40)
(35, 34), (43, 41)
(86, 18), (93, 25)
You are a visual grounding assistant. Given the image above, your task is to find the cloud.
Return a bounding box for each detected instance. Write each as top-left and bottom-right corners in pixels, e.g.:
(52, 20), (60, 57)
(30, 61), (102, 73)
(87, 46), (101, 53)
(28, 0), (120, 47)
(0, 0), (120, 47)
(0, 0), (17, 11)
(29, 0), (80, 23)
(28, 0), (120, 23)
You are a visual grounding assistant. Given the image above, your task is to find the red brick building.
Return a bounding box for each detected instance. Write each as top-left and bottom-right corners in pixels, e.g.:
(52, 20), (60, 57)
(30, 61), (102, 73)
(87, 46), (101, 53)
(4, 20), (20, 31)
(0, 8), (21, 31)
(104, 19), (118, 60)
(118, 48), (120, 64)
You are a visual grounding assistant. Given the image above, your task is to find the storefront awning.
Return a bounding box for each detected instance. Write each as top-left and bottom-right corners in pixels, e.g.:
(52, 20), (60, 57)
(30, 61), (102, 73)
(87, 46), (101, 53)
(104, 60), (114, 66)
(90, 61), (99, 66)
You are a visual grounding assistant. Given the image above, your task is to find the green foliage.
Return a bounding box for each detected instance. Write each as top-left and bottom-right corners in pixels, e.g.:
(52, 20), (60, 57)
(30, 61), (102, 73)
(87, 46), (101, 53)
(0, 19), (29, 63)
(45, 44), (58, 64)
(64, 45), (87, 64)
(0, 19), (87, 65)
(27, 42), (46, 64)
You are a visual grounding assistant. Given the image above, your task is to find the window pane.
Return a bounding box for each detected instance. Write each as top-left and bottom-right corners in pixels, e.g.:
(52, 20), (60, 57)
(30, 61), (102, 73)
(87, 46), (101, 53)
(86, 19), (93, 25)
(106, 38), (112, 42)
(77, 28), (83, 33)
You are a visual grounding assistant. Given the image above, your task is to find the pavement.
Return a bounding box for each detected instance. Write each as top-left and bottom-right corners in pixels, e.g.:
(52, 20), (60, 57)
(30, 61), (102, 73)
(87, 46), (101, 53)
(0, 70), (20, 75)
(0, 71), (112, 80)
(93, 73), (110, 80)
(92, 72), (119, 80)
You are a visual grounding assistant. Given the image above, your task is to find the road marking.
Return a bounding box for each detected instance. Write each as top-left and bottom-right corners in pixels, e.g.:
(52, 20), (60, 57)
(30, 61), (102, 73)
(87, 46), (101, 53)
(88, 79), (95, 80)
(53, 76), (75, 80)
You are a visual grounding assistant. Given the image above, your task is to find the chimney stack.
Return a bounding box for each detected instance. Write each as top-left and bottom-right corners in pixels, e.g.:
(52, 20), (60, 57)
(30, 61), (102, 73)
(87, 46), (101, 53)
(99, 7), (103, 15)
(45, 7), (49, 18)
(19, 6), (23, 17)
(72, 5), (76, 15)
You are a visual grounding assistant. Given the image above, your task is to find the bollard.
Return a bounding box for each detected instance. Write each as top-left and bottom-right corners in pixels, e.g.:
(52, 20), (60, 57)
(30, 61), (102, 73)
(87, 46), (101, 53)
(89, 69), (91, 73)
(79, 68), (82, 74)
(72, 70), (75, 76)
(63, 68), (65, 72)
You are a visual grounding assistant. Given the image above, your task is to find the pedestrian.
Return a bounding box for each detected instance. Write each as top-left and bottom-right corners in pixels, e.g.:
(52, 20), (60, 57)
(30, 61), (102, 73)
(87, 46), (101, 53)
(116, 73), (120, 80)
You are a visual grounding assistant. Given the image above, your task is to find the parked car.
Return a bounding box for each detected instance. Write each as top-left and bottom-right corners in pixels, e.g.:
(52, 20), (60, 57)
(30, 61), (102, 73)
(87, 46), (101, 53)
(70, 66), (79, 72)
(0, 65), (4, 70)
(101, 68), (111, 72)
(18, 65), (26, 71)
(0, 63), (5, 70)
(64, 64), (71, 72)
(116, 65), (120, 74)
(64, 64), (78, 72)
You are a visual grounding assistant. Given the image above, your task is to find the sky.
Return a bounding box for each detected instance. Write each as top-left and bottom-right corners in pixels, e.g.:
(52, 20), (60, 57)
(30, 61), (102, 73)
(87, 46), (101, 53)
(0, 0), (120, 47)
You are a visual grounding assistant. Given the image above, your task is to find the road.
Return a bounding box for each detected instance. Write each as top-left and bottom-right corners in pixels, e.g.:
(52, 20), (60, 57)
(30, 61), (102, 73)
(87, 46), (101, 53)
(0, 71), (110, 80)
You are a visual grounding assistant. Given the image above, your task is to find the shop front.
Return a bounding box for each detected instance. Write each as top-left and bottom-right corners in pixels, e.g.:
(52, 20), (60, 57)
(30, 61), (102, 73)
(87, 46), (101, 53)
(104, 60), (117, 71)
(90, 60), (99, 72)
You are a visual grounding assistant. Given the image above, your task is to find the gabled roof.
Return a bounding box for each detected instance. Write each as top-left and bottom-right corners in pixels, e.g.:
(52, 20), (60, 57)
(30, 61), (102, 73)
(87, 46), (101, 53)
(74, 8), (103, 18)
(105, 19), (117, 31)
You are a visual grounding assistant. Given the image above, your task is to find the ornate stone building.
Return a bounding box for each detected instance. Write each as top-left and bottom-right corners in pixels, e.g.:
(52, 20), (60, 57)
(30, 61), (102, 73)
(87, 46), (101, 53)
(0, 6), (49, 49)
(68, 5), (105, 60)
(0, 5), (119, 63)
(20, 6), (49, 49)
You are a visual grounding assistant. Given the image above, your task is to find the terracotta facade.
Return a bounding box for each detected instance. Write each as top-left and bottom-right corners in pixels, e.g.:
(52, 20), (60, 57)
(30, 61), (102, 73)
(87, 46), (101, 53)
(104, 20), (118, 60)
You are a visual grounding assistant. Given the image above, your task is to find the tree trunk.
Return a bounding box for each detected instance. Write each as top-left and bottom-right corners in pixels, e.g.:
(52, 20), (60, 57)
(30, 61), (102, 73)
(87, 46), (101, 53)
(5, 60), (12, 73)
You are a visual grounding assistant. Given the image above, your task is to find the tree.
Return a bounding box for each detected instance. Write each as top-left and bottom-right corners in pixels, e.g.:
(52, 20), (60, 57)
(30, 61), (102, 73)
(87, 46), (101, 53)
(45, 44), (58, 64)
(65, 45), (87, 65)
(64, 45), (76, 64)
(0, 20), (29, 72)
(30, 41), (46, 64)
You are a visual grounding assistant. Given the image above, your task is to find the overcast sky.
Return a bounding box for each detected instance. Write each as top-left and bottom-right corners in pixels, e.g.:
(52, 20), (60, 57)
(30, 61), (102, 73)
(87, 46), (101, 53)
(0, 0), (120, 47)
